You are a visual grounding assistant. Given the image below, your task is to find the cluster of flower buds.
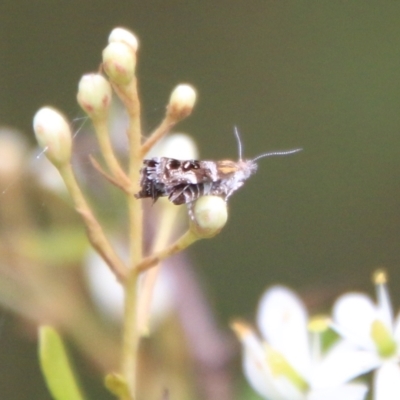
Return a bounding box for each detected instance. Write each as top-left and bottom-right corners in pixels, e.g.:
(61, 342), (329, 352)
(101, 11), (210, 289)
(33, 27), (227, 248)
(31, 27), (230, 400)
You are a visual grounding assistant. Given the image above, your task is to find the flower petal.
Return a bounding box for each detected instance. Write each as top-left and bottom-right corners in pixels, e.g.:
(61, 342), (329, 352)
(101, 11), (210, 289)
(238, 326), (284, 400)
(308, 383), (368, 400)
(310, 340), (380, 388)
(393, 311), (400, 344)
(257, 286), (310, 378)
(332, 293), (377, 349)
(374, 363), (400, 400)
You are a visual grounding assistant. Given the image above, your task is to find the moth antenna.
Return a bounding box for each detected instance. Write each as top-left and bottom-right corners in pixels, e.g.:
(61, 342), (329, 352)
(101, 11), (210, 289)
(252, 148), (302, 162)
(234, 126), (243, 161)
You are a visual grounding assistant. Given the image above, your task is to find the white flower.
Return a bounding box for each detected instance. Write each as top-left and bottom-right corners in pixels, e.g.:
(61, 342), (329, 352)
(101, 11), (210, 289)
(84, 242), (175, 328)
(233, 286), (368, 400)
(332, 270), (400, 400)
(146, 133), (199, 160)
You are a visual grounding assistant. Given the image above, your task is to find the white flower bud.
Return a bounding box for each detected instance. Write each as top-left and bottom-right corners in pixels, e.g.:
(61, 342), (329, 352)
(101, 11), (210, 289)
(102, 42), (136, 86)
(167, 84), (196, 121)
(148, 133), (199, 160)
(108, 27), (139, 53)
(77, 74), (112, 119)
(33, 107), (72, 168)
(190, 196), (228, 238)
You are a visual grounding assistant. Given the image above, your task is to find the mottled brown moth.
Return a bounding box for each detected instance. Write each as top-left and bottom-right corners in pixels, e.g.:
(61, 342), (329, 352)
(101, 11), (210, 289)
(135, 129), (301, 205)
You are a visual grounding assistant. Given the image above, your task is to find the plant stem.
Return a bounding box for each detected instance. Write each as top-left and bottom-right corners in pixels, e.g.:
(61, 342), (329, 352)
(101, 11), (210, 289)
(137, 203), (181, 335)
(140, 116), (175, 157)
(135, 229), (199, 273)
(92, 117), (131, 188)
(58, 163), (127, 282)
(115, 77), (143, 399)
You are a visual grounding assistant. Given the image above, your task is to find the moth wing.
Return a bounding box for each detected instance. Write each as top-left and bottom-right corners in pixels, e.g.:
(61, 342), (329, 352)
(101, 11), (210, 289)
(214, 160), (240, 178)
(164, 159), (217, 185)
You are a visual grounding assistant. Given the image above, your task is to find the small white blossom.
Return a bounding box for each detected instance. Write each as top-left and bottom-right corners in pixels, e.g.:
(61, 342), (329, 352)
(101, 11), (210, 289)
(84, 242), (175, 327)
(233, 286), (368, 400)
(332, 270), (400, 400)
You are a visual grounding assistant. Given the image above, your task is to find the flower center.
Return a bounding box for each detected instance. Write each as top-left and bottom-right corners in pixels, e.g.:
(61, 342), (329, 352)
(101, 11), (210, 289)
(370, 320), (397, 358)
(265, 345), (309, 393)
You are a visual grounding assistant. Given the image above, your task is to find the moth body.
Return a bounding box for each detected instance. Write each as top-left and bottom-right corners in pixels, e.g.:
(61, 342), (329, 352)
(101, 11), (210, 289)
(135, 157), (258, 205)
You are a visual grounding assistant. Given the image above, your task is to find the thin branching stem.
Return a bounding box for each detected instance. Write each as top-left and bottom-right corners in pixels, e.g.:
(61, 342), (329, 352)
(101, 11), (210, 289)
(92, 118), (131, 188)
(137, 203), (181, 335)
(140, 116), (176, 157)
(135, 229), (199, 273)
(58, 163), (128, 282)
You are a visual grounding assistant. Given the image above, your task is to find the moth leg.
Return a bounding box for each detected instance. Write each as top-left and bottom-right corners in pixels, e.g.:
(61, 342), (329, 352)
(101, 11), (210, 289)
(168, 185), (189, 205)
(151, 182), (161, 203)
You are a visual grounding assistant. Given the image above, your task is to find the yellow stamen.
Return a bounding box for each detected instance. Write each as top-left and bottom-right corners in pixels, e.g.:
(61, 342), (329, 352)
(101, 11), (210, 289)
(308, 315), (330, 333)
(373, 269), (387, 285)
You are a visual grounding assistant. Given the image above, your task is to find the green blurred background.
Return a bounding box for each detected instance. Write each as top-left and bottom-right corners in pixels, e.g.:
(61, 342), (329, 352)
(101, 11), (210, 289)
(2, 1), (400, 398)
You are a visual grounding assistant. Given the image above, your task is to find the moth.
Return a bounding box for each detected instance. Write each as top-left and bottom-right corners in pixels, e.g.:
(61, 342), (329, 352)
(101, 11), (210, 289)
(135, 129), (301, 205)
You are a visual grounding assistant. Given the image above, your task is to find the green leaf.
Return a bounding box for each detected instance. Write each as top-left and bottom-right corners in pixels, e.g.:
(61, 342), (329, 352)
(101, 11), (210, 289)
(38, 326), (86, 400)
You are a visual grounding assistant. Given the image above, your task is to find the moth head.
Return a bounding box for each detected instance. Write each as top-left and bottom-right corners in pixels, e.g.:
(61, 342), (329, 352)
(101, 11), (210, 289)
(237, 159), (258, 178)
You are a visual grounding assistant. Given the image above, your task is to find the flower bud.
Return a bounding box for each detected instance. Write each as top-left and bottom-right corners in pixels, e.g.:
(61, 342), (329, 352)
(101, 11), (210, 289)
(148, 133), (199, 160)
(102, 42), (136, 86)
(190, 196), (228, 238)
(33, 107), (72, 168)
(167, 84), (196, 121)
(108, 27), (139, 53)
(77, 74), (112, 119)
